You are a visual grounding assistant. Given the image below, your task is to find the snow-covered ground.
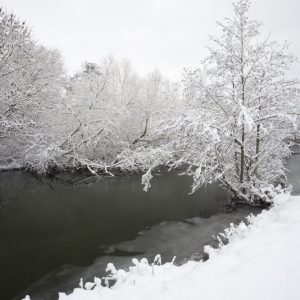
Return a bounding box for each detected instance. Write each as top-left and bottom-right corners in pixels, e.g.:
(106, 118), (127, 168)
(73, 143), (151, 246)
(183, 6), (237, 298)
(24, 192), (300, 300)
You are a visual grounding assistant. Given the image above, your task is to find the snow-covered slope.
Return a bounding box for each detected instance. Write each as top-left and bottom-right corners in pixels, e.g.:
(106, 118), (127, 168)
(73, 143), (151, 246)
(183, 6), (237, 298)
(24, 193), (300, 300)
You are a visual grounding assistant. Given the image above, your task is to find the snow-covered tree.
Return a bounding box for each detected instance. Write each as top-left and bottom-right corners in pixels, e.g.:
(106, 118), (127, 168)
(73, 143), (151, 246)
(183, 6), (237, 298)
(61, 56), (181, 173)
(59, 56), (130, 172)
(132, 69), (180, 145)
(0, 8), (67, 171)
(126, 0), (299, 204)
(0, 8), (35, 152)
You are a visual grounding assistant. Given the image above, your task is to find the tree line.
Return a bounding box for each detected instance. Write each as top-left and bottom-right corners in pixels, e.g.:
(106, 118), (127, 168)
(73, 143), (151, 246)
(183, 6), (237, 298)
(0, 8), (182, 174)
(0, 1), (299, 204)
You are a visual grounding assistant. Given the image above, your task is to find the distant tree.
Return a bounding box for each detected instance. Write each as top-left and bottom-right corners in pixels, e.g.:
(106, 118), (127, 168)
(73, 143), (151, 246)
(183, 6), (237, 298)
(62, 56), (181, 174)
(126, 0), (299, 203)
(60, 56), (126, 172)
(132, 69), (180, 145)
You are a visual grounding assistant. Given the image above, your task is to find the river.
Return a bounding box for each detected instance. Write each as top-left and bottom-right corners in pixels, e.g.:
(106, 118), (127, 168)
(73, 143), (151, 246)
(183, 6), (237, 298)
(0, 148), (299, 300)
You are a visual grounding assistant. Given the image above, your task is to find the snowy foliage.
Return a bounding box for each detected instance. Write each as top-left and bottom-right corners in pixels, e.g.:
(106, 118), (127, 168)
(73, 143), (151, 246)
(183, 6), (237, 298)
(0, 1), (299, 203)
(0, 8), (66, 172)
(0, 7), (181, 174)
(58, 57), (181, 173)
(122, 0), (300, 203)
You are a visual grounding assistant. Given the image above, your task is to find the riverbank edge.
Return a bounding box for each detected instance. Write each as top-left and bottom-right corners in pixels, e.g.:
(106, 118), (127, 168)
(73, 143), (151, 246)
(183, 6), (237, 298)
(23, 191), (300, 300)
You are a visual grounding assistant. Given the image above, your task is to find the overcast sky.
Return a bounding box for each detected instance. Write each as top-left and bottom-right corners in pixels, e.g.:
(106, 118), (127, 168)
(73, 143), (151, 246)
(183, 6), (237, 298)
(2, 0), (300, 81)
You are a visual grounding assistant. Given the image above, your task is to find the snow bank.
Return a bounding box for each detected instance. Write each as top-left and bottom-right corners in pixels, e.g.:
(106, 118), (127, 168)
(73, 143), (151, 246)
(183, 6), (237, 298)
(24, 193), (300, 300)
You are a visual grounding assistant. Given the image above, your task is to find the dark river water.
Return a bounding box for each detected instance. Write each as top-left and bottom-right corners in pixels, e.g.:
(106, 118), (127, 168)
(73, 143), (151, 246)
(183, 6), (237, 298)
(285, 146), (300, 195)
(0, 148), (299, 300)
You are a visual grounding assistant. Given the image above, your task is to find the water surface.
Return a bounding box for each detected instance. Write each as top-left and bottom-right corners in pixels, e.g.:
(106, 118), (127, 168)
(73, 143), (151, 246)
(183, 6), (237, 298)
(1, 148), (299, 300)
(1, 170), (225, 300)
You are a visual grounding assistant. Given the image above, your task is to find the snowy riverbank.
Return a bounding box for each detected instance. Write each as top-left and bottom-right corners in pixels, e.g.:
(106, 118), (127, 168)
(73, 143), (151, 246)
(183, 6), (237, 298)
(24, 192), (300, 300)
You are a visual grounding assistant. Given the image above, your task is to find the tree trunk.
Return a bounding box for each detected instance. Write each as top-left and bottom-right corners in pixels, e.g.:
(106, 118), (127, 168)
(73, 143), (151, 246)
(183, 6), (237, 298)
(256, 124), (260, 157)
(240, 127), (245, 183)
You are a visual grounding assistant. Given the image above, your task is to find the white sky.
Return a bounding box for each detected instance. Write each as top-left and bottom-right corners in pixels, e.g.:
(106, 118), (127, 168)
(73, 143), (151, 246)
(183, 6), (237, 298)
(1, 0), (300, 81)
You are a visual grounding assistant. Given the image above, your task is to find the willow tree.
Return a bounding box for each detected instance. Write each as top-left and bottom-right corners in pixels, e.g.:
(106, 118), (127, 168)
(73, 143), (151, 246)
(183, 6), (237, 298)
(121, 0), (299, 204)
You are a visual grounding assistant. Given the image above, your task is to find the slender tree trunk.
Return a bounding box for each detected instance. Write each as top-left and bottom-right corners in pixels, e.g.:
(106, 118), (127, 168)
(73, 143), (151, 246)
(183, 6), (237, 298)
(240, 74), (245, 183)
(253, 123), (261, 177)
(132, 117), (149, 145)
(240, 127), (245, 183)
(256, 124), (260, 157)
(239, 20), (245, 184)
